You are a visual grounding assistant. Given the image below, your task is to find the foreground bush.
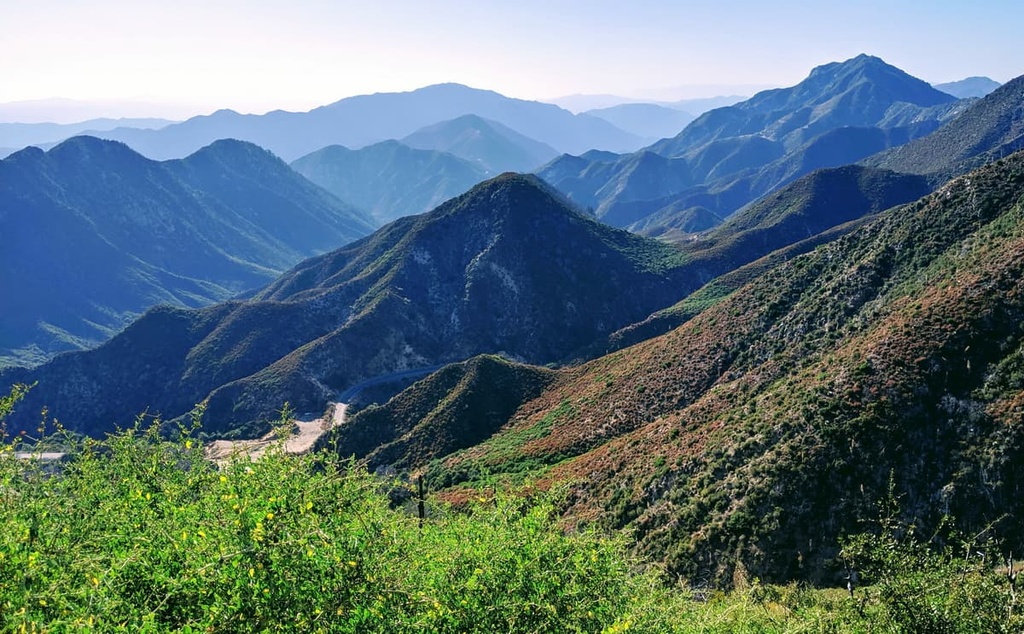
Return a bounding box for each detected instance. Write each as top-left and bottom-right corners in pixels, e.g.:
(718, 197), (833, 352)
(0, 391), (1017, 632)
(1, 413), (658, 632)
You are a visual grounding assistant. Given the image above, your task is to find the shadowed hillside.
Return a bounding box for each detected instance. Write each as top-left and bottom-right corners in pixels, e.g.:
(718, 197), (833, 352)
(0, 136), (374, 367)
(2, 174), (692, 438)
(865, 73), (1024, 179)
(324, 355), (558, 470)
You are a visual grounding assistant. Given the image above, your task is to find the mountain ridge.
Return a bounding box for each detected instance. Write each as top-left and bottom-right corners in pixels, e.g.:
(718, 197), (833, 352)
(864, 73), (1024, 179)
(290, 140), (486, 223)
(415, 149), (1024, 586)
(2, 173), (691, 437)
(537, 55), (962, 232)
(0, 136), (374, 367)
(85, 84), (643, 161)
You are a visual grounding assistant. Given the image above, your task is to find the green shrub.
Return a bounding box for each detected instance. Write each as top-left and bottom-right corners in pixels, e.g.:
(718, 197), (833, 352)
(840, 481), (1022, 634)
(0, 407), (671, 632)
(1, 387), (1016, 633)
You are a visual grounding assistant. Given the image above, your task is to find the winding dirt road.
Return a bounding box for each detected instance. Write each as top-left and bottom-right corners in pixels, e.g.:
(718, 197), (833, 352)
(205, 365), (445, 462)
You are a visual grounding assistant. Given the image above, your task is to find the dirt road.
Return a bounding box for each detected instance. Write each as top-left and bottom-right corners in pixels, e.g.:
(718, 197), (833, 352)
(205, 365), (443, 462)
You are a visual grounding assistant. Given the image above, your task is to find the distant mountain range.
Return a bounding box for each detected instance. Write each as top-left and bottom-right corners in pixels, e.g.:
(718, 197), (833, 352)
(291, 141), (486, 224)
(1, 174), (693, 437)
(0, 118), (175, 156)
(290, 115), (558, 224)
(0, 136), (373, 367)
(0, 97), (197, 124)
(538, 55), (966, 232)
(79, 84), (643, 161)
(549, 93), (752, 114)
(401, 114), (559, 173)
(582, 104), (696, 143)
(933, 76), (1002, 99)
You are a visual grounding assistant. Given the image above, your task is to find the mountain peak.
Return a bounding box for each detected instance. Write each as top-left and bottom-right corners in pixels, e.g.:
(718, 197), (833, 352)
(808, 53), (882, 76)
(410, 83), (502, 99)
(2, 145), (46, 163)
(445, 113), (491, 126)
(178, 138), (287, 171)
(799, 54), (954, 106)
(46, 135), (150, 166)
(402, 115), (559, 173)
(185, 137), (276, 159)
(439, 172), (570, 219)
(650, 55), (956, 160)
(934, 76), (1003, 99)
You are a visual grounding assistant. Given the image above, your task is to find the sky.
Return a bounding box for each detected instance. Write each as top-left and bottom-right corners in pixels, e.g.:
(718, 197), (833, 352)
(1, 0), (1021, 119)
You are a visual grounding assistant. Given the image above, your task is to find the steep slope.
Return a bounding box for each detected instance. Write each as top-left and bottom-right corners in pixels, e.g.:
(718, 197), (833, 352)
(402, 115), (559, 173)
(605, 125), (939, 234)
(583, 104), (696, 142)
(539, 55), (961, 229)
(535, 166), (928, 362)
(651, 54), (956, 157)
(934, 76), (1001, 99)
(865, 74), (1024, 179)
(326, 355), (558, 470)
(91, 84), (642, 161)
(0, 136), (374, 367)
(429, 151), (1024, 586)
(1, 174), (690, 438)
(291, 141), (486, 223)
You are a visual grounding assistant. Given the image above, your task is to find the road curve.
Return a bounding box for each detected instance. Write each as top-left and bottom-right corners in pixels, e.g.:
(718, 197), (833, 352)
(206, 363), (454, 462)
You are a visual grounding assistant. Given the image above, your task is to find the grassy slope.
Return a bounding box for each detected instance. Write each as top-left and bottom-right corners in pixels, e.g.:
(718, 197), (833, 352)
(430, 151), (1024, 585)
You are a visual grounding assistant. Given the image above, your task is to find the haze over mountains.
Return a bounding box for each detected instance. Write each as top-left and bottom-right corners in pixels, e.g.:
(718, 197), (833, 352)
(4, 51), (1024, 592)
(401, 115), (559, 174)
(933, 76), (1002, 99)
(538, 55), (966, 232)
(582, 104), (697, 143)
(290, 141), (487, 224)
(549, 93), (753, 114)
(0, 137), (373, 367)
(75, 84), (644, 162)
(0, 118), (176, 158)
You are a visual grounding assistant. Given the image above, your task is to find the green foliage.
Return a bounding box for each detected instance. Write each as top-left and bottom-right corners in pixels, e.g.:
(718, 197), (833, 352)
(0, 411), (664, 633)
(839, 478), (1023, 633)
(0, 382), (30, 422)
(3, 383), (1017, 632)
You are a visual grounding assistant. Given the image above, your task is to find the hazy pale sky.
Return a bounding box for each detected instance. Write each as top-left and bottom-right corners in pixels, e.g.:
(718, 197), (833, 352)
(1, 0), (1021, 116)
